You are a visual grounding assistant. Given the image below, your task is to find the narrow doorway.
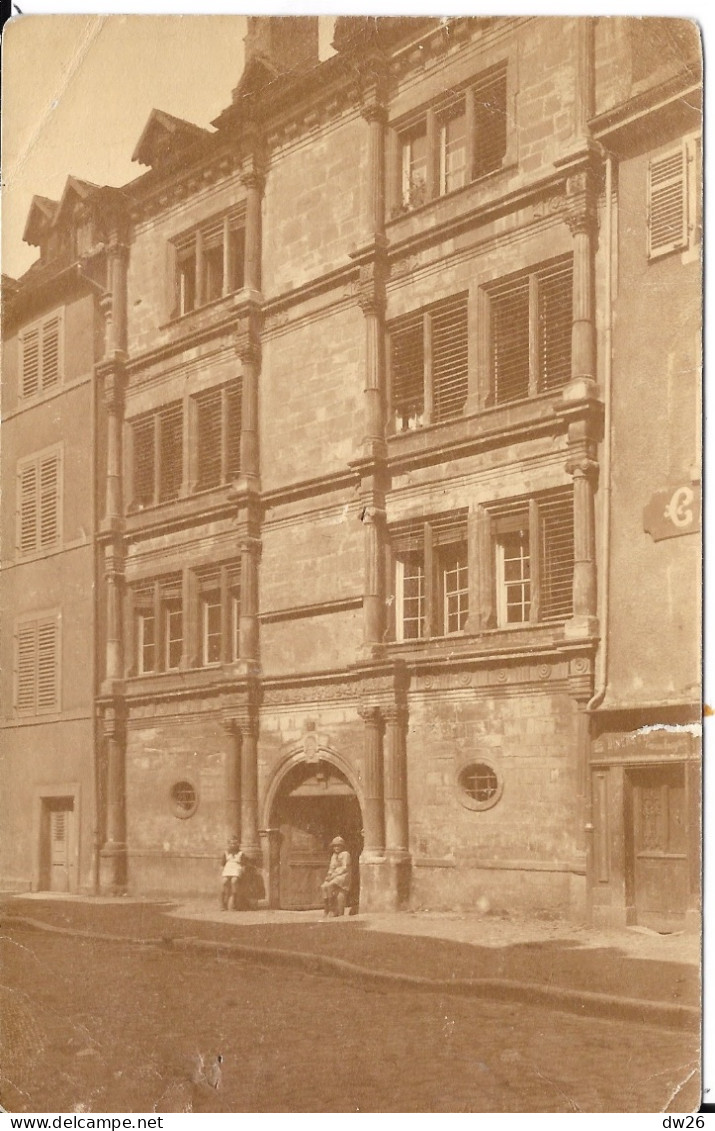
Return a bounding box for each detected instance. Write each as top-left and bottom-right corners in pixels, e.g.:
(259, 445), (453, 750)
(627, 764), (688, 930)
(39, 797), (75, 892)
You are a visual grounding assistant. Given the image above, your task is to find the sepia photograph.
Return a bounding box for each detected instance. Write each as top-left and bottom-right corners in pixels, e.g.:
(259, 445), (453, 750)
(0, 11), (703, 1115)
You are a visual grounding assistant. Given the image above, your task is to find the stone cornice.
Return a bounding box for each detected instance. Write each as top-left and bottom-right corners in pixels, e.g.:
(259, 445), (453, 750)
(260, 596), (363, 624)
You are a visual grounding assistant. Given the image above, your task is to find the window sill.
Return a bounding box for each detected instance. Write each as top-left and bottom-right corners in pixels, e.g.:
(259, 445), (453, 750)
(386, 161), (517, 242)
(125, 484), (238, 534)
(160, 287), (259, 336)
(384, 621), (568, 658)
(387, 391), (568, 467)
(124, 664), (243, 697)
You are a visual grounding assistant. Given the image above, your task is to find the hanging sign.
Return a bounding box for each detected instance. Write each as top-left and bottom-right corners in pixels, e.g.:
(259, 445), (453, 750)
(643, 482), (701, 541)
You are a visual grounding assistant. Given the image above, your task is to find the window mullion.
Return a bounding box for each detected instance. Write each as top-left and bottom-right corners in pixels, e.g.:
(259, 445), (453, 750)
(154, 581), (163, 672)
(153, 415), (161, 505)
(220, 388), (229, 484)
(529, 498), (541, 623)
(220, 564), (230, 664)
(528, 273), (539, 396)
(424, 521), (435, 638)
(425, 108), (438, 201)
(423, 314), (434, 426)
(195, 229), (204, 308)
(465, 87), (475, 186)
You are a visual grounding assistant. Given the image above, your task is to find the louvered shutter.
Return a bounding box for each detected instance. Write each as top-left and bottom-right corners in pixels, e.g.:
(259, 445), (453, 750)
(19, 462), (38, 554)
(158, 404), (183, 502)
(648, 146), (688, 258)
(16, 623), (37, 711)
(538, 261), (572, 392)
(226, 383), (242, 480)
(39, 454), (60, 548)
(196, 389), (223, 488)
(41, 316), (61, 390)
(133, 417), (155, 506)
(491, 278), (530, 404)
(390, 317), (424, 431)
(431, 295), (469, 422)
(37, 620), (58, 709)
(21, 329), (40, 398)
(539, 491), (574, 620)
(472, 67), (508, 180)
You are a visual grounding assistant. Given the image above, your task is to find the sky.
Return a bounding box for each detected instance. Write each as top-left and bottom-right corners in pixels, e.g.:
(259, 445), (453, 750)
(1, 14), (337, 278)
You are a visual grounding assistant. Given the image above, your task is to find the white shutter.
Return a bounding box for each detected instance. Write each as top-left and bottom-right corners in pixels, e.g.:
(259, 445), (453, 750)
(648, 145), (688, 258)
(16, 623), (37, 711)
(19, 462), (38, 554)
(41, 315), (62, 389)
(37, 620), (59, 709)
(39, 454), (60, 548)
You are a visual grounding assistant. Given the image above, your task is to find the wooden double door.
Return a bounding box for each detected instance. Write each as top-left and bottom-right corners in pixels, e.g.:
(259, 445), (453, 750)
(273, 763), (363, 911)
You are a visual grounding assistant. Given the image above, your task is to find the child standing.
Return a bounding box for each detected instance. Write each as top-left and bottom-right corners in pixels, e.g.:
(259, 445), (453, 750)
(221, 836), (244, 910)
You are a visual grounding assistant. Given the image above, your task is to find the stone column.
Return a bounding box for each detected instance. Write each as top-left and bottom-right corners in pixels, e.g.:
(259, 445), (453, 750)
(223, 719), (242, 842)
(361, 503), (385, 651)
(239, 535), (261, 664)
(357, 261), (387, 451)
(359, 705), (385, 856)
(236, 312), (261, 484)
(239, 717), (260, 856)
(99, 705), (127, 894)
(567, 454), (599, 623)
(241, 169), (264, 295)
(383, 705), (408, 853)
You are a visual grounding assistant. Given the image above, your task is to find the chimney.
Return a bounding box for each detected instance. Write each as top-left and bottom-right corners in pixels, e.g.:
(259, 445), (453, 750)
(244, 16), (319, 76)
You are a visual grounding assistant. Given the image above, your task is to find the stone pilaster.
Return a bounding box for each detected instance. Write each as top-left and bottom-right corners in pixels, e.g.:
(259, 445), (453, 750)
(238, 715), (260, 857)
(222, 718), (242, 843)
(235, 310), (261, 485)
(239, 534), (261, 667)
(383, 703), (411, 908)
(358, 704), (385, 857)
(98, 703), (127, 894)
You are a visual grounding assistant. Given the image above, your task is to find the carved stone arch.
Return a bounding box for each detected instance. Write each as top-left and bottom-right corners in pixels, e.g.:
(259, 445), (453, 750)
(261, 741), (363, 829)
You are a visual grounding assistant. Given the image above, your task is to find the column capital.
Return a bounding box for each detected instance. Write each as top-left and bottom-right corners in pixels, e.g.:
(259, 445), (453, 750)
(235, 315), (261, 364)
(565, 455), (599, 481)
(240, 168), (266, 195)
(382, 703), (407, 725)
(564, 169), (600, 238)
(358, 703), (382, 725)
(356, 259), (387, 317)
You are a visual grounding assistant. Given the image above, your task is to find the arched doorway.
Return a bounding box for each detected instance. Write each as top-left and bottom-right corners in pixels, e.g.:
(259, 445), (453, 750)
(270, 759), (363, 910)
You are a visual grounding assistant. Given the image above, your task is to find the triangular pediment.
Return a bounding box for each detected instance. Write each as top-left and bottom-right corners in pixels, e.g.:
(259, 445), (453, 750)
(22, 195), (59, 247)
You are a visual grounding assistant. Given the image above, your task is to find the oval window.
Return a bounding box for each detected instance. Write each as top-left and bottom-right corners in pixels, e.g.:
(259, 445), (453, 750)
(170, 779), (198, 819)
(458, 762), (502, 811)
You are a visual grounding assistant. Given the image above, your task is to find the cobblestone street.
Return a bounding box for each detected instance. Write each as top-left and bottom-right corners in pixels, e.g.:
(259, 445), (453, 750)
(1, 925), (700, 1114)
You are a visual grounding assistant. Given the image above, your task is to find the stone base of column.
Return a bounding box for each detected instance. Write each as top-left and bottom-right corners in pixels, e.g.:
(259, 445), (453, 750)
(359, 852), (411, 912)
(98, 842), (127, 895)
(563, 614), (599, 639)
(356, 642), (384, 664)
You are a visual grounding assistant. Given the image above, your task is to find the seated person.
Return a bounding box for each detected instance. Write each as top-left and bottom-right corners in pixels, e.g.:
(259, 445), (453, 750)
(320, 836), (352, 917)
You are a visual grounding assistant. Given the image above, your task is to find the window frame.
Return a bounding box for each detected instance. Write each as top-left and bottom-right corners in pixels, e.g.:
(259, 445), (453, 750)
(387, 293), (470, 434)
(16, 444), (63, 558)
(491, 490), (574, 629)
(391, 63), (509, 216)
(14, 610), (61, 715)
(171, 208), (246, 318)
(647, 133), (701, 261)
(133, 575), (183, 675)
(486, 256), (573, 407)
(18, 310), (64, 401)
(196, 564), (242, 668)
(391, 514), (469, 642)
(129, 402), (184, 510)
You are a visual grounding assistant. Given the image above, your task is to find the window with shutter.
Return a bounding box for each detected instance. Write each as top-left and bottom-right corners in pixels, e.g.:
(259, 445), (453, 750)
(394, 64), (508, 214)
(390, 317), (424, 432)
(19, 312), (63, 399)
(158, 404), (183, 502)
(389, 294), (469, 432)
(431, 296), (469, 422)
(648, 146), (688, 258)
(490, 258), (573, 405)
(131, 404), (183, 508)
(17, 449), (61, 556)
(226, 383), (242, 481)
(539, 493), (574, 621)
(15, 615), (59, 713)
(196, 389), (223, 489)
(493, 489), (573, 627)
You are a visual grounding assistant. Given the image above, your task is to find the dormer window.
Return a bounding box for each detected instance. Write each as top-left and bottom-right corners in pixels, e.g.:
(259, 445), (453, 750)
(172, 209), (245, 317)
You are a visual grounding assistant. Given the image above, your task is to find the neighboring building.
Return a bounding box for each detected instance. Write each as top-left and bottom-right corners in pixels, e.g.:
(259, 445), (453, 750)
(0, 16), (701, 928)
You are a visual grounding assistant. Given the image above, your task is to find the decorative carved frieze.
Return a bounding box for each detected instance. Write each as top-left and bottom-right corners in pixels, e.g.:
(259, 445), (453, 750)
(261, 680), (358, 706)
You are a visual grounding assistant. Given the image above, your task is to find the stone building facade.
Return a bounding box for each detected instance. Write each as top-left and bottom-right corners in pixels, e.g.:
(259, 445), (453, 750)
(1, 17), (701, 927)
